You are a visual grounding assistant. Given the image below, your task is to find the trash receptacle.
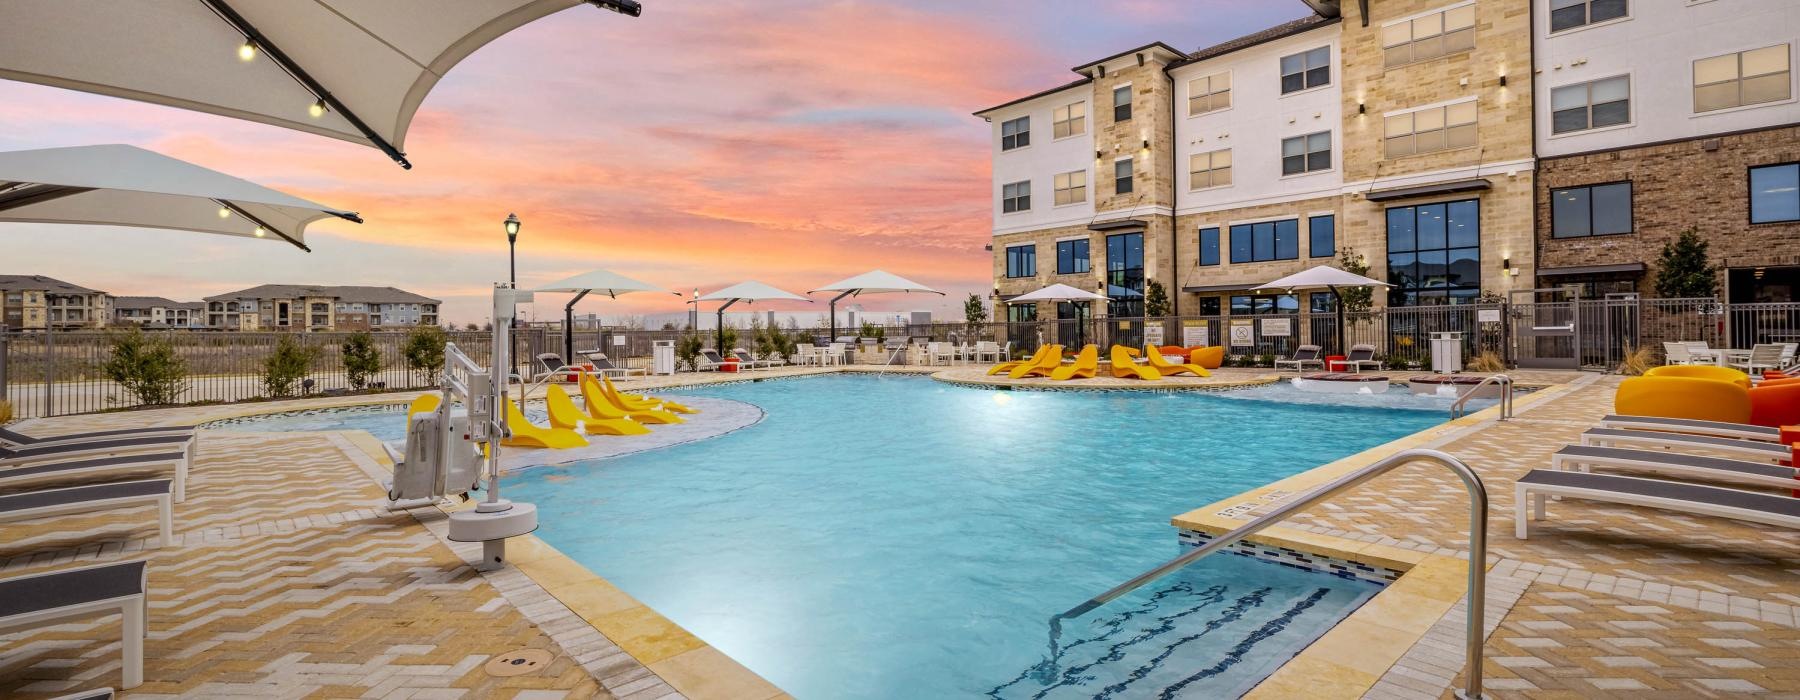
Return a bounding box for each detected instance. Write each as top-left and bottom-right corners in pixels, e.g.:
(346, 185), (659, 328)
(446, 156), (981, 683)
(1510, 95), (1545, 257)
(651, 340), (676, 375)
(1430, 332), (1463, 373)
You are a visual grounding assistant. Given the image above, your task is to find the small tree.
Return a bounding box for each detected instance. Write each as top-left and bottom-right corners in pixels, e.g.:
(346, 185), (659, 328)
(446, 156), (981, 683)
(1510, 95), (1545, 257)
(1653, 228), (1718, 299)
(1144, 280), (1170, 318)
(262, 334), (319, 398)
(100, 328), (190, 406)
(341, 331), (383, 390)
(754, 321), (784, 361)
(1337, 248), (1375, 312)
(963, 293), (986, 333)
(401, 325), (447, 385)
(718, 324), (738, 351)
(676, 331), (704, 371)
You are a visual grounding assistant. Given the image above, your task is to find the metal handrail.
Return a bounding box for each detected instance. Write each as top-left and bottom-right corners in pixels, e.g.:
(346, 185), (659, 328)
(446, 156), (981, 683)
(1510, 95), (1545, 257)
(1046, 448), (1490, 700)
(1451, 374), (1512, 420)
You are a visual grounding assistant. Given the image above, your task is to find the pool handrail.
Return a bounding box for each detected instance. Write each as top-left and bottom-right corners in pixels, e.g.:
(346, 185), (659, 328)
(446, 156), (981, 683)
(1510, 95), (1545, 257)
(1047, 448), (1490, 700)
(1451, 374), (1512, 421)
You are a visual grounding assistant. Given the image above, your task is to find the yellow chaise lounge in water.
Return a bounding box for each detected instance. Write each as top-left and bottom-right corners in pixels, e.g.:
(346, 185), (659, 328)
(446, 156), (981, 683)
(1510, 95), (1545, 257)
(602, 376), (698, 415)
(502, 397), (589, 448)
(581, 375), (683, 425)
(1110, 345), (1161, 380)
(1009, 345), (1065, 379)
(1050, 344), (1099, 380)
(987, 344), (1052, 376)
(547, 384), (651, 436)
(1144, 343), (1211, 377)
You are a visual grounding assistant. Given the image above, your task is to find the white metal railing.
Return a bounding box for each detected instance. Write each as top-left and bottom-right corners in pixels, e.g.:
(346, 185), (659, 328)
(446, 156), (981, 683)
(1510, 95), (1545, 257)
(1451, 374), (1512, 420)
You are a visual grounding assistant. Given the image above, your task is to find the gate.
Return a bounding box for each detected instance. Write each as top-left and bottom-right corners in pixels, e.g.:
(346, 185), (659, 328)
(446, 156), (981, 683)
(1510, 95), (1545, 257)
(1577, 294), (1641, 369)
(1511, 289), (1579, 369)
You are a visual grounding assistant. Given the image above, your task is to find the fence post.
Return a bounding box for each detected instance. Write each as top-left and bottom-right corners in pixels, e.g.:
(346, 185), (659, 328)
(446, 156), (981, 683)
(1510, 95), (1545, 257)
(0, 324), (7, 405)
(43, 325), (55, 417)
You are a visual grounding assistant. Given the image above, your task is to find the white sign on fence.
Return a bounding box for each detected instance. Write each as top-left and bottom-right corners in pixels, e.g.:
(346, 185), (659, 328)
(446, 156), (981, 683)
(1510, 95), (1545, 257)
(1477, 309), (1501, 323)
(1144, 325), (1164, 347)
(1260, 318), (1292, 337)
(1182, 321), (1208, 347)
(1229, 319), (1255, 347)
(613, 335), (627, 346)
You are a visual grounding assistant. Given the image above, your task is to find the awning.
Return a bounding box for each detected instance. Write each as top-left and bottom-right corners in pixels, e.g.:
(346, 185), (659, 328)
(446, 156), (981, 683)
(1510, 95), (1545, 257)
(1536, 262), (1647, 277)
(1088, 219), (1146, 231)
(1364, 178), (1491, 202)
(1182, 283), (1265, 294)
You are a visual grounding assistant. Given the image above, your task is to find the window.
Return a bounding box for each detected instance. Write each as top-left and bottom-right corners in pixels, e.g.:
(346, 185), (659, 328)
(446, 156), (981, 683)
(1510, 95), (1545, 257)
(1230, 295), (1299, 315)
(1280, 46), (1330, 94)
(1000, 117), (1029, 150)
(1694, 45), (1791, 113)
(1310, 293), (1337, 313)
(1190, 149), (1232, 189)
(1113, 85), (1132, 121)
(1387, 199), (1480, 305)
(1229, 219), (1300, 264)
(1054, 170), (1087, 206)
(1383, 4), (1475, 68)
(1056, 239), (1091, 274)
(1188, 73), (1230, 115)
(1006, 304), (1037, 323)
(1282, 132), (1331, 175)
(1196, 297), (1222, 316)
(1199, 227), (1220, 266)
(1105, 233), (1145, 317)
(1386, 101), (1478, 157)
(1309, 215), (1336, 257)
(1551, 182), (1633, 237)
(1052, 102), (1086, 139)
(1750, 163), (1800, 224)
(1114, 158), (1134, 195)
(1550, 0), (1626, 33)
(1005, 244), (1036, 278)
(1001, 181), (1031, 213)
(1551, 77), (1630, 134)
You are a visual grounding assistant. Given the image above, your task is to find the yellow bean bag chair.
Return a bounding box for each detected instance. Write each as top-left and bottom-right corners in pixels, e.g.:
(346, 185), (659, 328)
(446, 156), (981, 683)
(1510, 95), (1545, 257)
(1615, 375), (1752, 425)
(1644, 364), (1752, 389)
(1188, 346), (1225, 369)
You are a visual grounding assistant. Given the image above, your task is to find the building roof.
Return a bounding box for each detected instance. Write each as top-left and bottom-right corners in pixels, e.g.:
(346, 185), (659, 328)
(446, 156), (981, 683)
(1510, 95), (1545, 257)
(1070, 41), (1188, 75)
(204, 284), (440, 305)
(972, 77), (1094, 118)
(1181, 15), (1339, 66)
(0, 274), (99, 294)
(112, 296), (182, 310)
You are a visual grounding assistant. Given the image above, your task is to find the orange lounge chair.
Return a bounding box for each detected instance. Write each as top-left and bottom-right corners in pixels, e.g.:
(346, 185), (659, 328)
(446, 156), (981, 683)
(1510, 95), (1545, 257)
(1050, 344), (1099, 380)
(1009, 344), (1065, 379)
(1111, 345), (1161, 380)
(1146, 343), (1211, 377)
(988, 344), (1053, 376)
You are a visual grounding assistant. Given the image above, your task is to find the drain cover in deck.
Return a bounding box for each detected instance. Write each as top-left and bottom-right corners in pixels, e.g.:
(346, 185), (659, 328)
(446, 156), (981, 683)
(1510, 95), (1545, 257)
(485, 648), (553, 677)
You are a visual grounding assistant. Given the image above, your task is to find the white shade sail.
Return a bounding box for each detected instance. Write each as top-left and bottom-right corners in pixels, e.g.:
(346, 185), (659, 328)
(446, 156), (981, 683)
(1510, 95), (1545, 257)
(0, 143), (358, 251)
(0, 0), (639, 169)
(810, 270), (944, 296)
(533, 269), (668, 298)
(699, 281), (811, 303)
(1009, 283), (1109, 303)
(1250, 265), (1392, 291)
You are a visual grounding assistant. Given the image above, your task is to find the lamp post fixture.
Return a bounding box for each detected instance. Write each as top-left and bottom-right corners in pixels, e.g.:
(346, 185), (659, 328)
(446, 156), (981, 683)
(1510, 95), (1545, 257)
(503, 213), (521, 288)
(690, 287), (699, 331)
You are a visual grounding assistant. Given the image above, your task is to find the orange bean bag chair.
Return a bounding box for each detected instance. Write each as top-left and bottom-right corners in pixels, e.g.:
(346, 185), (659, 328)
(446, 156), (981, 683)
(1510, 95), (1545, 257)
(1615, 376), (1752, 425)
(1644, 364), (1752, 389)
(1158, 345), (1188, 359)
(1749, 380), (1800, 428)
(1187, 346), (1225, 369)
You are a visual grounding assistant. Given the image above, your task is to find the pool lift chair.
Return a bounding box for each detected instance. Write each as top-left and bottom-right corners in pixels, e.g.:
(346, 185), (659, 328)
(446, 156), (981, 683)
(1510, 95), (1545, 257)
(385, 284), (539, 571)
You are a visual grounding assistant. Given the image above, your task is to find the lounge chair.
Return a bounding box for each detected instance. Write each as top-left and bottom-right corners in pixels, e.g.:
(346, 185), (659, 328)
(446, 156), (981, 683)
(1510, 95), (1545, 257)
(534, 352), (576, 381)
(602, 376), (697, 415)
(581, 352), (647, 377)
(1144, 343), (1211, 377)
(0, 424), (195, 447)
(499, 398), (588, 449)
(1110, 345), (1161, 380)
(1009, 345), (1065, 379)
(580, 375), (682, 425)
(1, 452), (188, 502)
(1344, 344), (1382, 372)
(0, 560), (150, 688)
(731, 348), (779, 369)
(1553, 444), (1799, 491)
(989, 345), (1053, 376)
(696, 349), (731, 371)
(1598, 415), (1784, 442)
(0, 479), (174, 546)
(1274, 344), (1325, 372)
(1579, 427), (1792, 462)
(1, 433), (193, 466)
(1662, 342), (1695, 365)
(544, 384), (649, 436)
(1515, 469), (1800, 540)
(1728, 344), (1788, 375)
(1050, 344), (1099, 381)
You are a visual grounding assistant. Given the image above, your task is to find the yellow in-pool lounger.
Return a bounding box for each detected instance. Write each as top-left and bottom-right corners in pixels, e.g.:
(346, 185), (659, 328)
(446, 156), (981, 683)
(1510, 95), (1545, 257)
(1110, 345), (1162, 380)
(1144, 343), (1211, 377)
(603, 376), (697, 414)
(1050, 344), (1099, 380)
(1010, 345), (1066, 379)
(988, 344), (1051, 376)
(582, 375), (683, 425)
(548, 384), (650, 436)
(501, 397), (590, 448)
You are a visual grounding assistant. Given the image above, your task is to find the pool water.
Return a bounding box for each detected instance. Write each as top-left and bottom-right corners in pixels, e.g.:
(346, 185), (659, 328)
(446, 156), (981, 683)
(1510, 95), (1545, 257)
(497, 376), (1448, 698)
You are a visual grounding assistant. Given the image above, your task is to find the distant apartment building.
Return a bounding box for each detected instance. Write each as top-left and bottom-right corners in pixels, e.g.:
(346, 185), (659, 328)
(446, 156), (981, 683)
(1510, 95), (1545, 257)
(0, 275), (110, 329)
(204, 285), (441, 331)
(111, 296), (204, 328)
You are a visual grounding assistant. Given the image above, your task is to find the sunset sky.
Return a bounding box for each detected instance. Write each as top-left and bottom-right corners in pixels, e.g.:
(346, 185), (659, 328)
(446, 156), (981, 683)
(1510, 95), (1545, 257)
(1, 0), (1306, 326)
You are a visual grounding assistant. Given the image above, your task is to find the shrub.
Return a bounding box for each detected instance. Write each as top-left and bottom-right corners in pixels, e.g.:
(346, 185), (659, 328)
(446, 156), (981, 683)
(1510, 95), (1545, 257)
(1336, 248), (1376, 312)
(1144, 280), (1170, 317)
(1617, 344), (1656, 376)
(263, 334), (320, 398)
(100, 328), (190, 406)
(1653, 228), (1718, 299)
(963, 293), (987, 333)
(1466, 350), (1506, 373)
(0, 400), (13, 425)
(341, 331), (383, 390)
(401, 325), (447, 385)
(1256, 353), (1274, 367)
(676, 332), (704, 371)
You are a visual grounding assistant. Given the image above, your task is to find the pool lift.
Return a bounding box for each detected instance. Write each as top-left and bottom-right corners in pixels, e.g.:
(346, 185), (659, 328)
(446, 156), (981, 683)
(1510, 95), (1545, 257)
(386, 284), (539, 571)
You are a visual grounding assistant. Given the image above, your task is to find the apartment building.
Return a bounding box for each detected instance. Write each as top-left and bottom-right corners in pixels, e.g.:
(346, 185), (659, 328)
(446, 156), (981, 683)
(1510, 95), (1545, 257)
(204, 285), (440, 331)
(0, 275), (109, 329)
(1532, 0), (1800, 303)
(111, 296), (204, 328)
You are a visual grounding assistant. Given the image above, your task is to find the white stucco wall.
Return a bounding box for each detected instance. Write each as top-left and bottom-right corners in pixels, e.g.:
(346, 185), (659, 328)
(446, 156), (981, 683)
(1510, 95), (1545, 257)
(985, 83), (1097, 235)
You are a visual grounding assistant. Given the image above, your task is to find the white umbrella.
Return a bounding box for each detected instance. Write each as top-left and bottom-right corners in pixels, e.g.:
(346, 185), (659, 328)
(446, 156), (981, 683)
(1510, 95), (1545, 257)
(810, 269), (943, 339)
(698, 281), (811, 351)
(532, 269), (673, 362)
(1250, 265), (1392, 352)
(0, 0), (641, 169)
(1008, 283), (1108, 303)
(0, 143), (358, 251)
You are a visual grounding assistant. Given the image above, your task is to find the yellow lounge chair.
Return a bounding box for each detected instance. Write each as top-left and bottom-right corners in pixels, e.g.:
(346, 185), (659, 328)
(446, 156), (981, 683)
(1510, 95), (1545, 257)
(1145, 343), (1211, 377)
(988, 345), (1052, 376)
(405, 394), (440, 432)
(547, 384), (650, 436)
(602, 376), (698, 415)
(1050, 344), (1099, 380)
(501, 398), (589, 449)
(1110, 345), (1162, 380)
(1009, 344), (1065, 379)
(581, 375), (683, 425)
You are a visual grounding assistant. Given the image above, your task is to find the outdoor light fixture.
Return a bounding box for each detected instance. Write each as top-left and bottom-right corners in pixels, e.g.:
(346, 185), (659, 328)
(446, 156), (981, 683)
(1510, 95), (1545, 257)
(238, 40), (257, 62)
(217, 207), (231, 219)
(1142, 139), (1150, 149)
(586, 0), (643, 17)
(253, 226), (265, 237)
(1498, 75), (1508, 87)
(1358, 102), (1366, 114)
(504, 213), (521, 242)
(308, 100), (327, 118)
(503, 213), (521, 287)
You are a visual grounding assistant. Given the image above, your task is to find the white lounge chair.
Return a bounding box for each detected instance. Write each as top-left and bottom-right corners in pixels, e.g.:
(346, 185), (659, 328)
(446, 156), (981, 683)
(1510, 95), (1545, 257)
(1728, 343), (1787, 374)
(1553, 444), (1799, 491)
(1598, 415), (1783, 443)
(0, 560), (150, 688)
(1274, 344), (1325, 372)
(1579, 427), (1792, 463)
(1, 425), (195, 447)
(581, 352), (647, 377)
(1516, 469), (1800, 540)
(731, 348), (779, 369)
(1343, 344), (1382, 373)
(1662, 341), (1695, 365)
(1, 434), (195, 482)
(695, 349), (730, 371)
(0, 479), (175, 546)
(0, 452), (189, 502)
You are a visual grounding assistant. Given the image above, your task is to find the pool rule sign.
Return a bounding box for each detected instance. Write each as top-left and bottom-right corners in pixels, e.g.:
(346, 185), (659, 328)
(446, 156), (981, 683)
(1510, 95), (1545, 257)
(1229, 318), (1255, 347)
(1182, 320), (1208, 347)
(1144, 324), (1164, 347)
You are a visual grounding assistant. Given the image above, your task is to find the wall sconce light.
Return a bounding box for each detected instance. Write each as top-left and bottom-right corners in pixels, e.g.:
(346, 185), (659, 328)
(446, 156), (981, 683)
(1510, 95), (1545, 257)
(1141, 139), (1150, 150)
(1498, 74), (1508, 87)
(1357, 102), (1366, 114)
(1095, 149), (1104, 159)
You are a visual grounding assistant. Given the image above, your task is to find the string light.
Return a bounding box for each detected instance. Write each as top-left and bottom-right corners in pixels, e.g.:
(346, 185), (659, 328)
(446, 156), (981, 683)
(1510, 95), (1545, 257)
(238, 41), (257, 62)
(308, 100), (326, 119)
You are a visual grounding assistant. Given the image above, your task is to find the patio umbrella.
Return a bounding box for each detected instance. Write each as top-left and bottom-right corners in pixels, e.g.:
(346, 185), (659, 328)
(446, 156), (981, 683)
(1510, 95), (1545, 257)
(532, 269), (674, 363)
(1008, 283), (1108, 347)
(0, 143), (358, 252)
(1251, 265), (1392, 353)
(0, 0), (641, 169)
(698, 281), (811, 353)
(810, 269), (944, 339)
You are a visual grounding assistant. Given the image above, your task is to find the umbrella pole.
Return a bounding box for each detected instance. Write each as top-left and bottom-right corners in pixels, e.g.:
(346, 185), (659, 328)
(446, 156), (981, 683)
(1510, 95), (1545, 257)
(716, 299), (741, 352)
(1330, 284), (1344, 356)
(563, 290), (591, 367)
(828, 290), (854, 340)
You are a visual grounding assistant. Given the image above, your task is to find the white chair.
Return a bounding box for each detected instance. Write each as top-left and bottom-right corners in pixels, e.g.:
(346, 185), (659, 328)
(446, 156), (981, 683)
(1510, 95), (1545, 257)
(925, 342), (955, 366)
(1662, 342), (1694, 365)
(793, 342), (818, 366)
(823, 343), (845, 366)
(973, 341), (1002, 363)
(1779, 343), (1797, 369)
(1727, 343), (1786, 374)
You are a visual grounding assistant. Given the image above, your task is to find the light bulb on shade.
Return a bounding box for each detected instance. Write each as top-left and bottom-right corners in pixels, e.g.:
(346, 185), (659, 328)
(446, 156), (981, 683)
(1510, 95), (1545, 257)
(253, 227), (266, 238)
(308, 100), (326, 119)
(217, 207), (231, 219)
(238, 41), (257, 62)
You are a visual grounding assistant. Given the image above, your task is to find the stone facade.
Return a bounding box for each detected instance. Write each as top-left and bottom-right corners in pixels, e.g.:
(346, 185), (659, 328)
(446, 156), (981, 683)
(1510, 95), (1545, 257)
(1176, 193), (1345, 309)
(1091, 59), (1177, 212)
(992, 216), (1176, 320)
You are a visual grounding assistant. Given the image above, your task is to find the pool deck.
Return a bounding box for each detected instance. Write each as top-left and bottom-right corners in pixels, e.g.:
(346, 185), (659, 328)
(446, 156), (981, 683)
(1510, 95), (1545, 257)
(4, 365), (1798, 698)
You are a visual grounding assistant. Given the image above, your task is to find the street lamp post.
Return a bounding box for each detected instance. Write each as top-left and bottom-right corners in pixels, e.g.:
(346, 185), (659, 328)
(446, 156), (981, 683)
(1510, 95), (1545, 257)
(690, 288), (699, 330)
(503, 213), (521, 379)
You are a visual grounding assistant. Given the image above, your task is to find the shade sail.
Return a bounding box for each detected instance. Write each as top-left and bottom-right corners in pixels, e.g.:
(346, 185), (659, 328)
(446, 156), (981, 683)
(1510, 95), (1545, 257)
(810, 270), (943, 296)
(0, 143), (358, 251)
(1008, 283), (1108, 303)
(533, 269), (668, 297)
(0, 0), (639, 168)
(1250, 265), (1391, 291)
(699, 281), (811, 303)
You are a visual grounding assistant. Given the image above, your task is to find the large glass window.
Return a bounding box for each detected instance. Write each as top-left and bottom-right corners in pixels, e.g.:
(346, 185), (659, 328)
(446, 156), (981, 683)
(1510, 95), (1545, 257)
(1005, 244), (1036, 278)
(1280, 46), (1331, 94)
(1282, 132), (1332, 175)
(1056, 239), (1091, 274)
(1750, 163), (1800, 224)
(1695, 45), (1791, 113)
(1550, 0), (1627, 33)
(1190, 149), (1232, 189)
(1387, 199), (1481, 305)
(1188, 73), (1231, 115)
(1053, 170), (1087, 206)
(1383, 4), (1475, 68)
(1229, 219), (1300, 264)
(1309, 215), (1336, 258)
(1001, 181), (1030, 213)
(1551, 182), (1633, 237)
(1052, 102), (1086, 139)
(1000, 117), (1029, 151)
(1551, 76), (1630, 134)
(1106, 233), (1145, 317)
(1006, 304), (1037, 323)
(1115, 158), (1134, 195)
(1229, 294), (1300, 315)
(1113, 85), (1133, 122)
(1198, 227), (1220, 266)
